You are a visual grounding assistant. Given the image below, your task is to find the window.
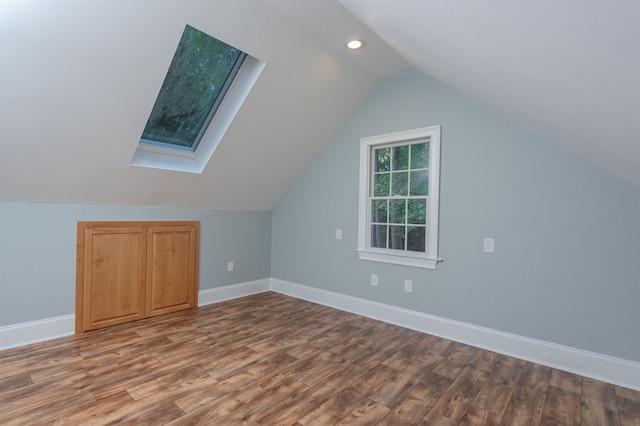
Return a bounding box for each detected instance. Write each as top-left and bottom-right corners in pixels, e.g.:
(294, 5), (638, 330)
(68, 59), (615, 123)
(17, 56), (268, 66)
(131, 25), (265, 173)
(357, 126), (441, 269)
(141, 25), (246, 151)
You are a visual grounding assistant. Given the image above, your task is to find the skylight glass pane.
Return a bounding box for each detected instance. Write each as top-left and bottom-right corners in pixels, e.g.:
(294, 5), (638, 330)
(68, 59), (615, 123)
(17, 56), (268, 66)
(141, 25), (246, 150)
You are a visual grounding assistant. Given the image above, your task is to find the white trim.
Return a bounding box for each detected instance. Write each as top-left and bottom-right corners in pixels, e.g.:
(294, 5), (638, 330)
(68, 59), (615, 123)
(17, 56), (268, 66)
(0, 314), (75, 351)
(197, 279), (271, 306)
(270, 278), (640, 391)
(4, 278), (639, 392)
(135, 141), (198, 159)
(130, 56), (266, 174)
(357, 250), (439, 269)
(0, 280), (271, 351)
(357, 126), (442, 269)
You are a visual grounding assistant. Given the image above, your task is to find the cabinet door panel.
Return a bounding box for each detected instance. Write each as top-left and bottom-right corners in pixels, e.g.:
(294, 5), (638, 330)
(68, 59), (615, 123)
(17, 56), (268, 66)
(146, 226), (197, 317)
(83, 227), (146, 331)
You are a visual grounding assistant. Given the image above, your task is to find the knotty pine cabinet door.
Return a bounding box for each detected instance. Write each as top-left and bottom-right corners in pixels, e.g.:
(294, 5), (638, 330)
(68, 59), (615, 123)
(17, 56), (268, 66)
(146, 225), (198, 317)
(76, 221), (199, 333)
(77, 225), (147, 332)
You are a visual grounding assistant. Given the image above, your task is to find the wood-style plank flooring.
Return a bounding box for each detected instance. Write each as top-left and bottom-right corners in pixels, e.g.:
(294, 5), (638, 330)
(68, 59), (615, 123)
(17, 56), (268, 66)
(1, 292), (639, 425)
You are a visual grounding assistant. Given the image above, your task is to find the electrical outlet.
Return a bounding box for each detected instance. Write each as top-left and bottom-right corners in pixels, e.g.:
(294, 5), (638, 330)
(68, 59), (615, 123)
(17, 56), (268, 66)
(227, 261), (234, 272)
(371, 274), (378, 286)
(335, 229), (342, 240)
(404, 279), (412, 293)
(483, 238), (495, 253)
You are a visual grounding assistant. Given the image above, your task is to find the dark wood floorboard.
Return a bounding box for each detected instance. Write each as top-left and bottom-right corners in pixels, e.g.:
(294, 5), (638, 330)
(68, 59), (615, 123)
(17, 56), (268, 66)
(1, 292), (638, 425)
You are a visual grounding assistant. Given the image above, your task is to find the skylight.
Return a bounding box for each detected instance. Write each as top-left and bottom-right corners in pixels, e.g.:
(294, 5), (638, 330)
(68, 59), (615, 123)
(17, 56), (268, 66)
(131, 25), (265, 173)
(141, 25), (246, 151)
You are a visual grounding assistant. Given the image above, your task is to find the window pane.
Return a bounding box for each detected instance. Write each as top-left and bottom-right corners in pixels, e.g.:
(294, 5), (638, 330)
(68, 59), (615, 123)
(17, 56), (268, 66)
(371, 200), (388, 223)
(359, 126), (441, 265)
(407, 226), (426, 252)
(391, 171), (408, 196)
(407, 199), (426, 224)
(373, 173), (390, 196)
(371, 225), (387, 248)
(392, 145), (409, 171)
(142, 25), (244, 149)
(375, 148), (390, 172)
(410, 142), (429, 169)
(410, 170), (429, 196)
(389, 225), (406, 250)
(390, 199), (406, 224)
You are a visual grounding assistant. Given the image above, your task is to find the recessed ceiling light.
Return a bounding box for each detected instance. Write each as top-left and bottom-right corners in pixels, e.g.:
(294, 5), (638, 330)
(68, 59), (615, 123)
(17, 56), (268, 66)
(345, 39), (366, 50)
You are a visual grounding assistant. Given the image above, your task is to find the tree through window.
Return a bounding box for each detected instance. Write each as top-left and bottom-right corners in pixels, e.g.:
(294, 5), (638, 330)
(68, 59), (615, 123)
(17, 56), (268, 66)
(357, 126), (442, 269)
(141, 25), (247, 151)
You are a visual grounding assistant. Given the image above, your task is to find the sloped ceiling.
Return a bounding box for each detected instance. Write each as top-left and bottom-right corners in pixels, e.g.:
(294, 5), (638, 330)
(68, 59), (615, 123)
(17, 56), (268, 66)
(0, 0), (411, 209)
(1, 1), (638, 212)
(339, 0), (640, 190)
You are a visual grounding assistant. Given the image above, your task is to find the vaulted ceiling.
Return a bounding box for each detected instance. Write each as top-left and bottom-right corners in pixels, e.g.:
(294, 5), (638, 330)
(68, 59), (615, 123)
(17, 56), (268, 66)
(1, 0), (638, 210)
(339, 0), (640, 191)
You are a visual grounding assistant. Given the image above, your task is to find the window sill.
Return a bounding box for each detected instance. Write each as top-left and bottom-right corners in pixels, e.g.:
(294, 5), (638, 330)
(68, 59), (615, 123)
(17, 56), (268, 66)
(130, 145), (201, 174)
(357, 250), (440, 269)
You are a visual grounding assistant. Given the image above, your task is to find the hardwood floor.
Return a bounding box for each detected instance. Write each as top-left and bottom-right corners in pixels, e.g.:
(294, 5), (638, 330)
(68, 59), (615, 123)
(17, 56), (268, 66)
(1, 292), (639, 425)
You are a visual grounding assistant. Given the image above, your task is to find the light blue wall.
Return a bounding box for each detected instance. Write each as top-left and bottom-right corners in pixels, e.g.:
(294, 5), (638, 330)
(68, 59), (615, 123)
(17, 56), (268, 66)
(2, 71), (639, 363)
(271, 71), (640, 362)
(0, 202), (271, 326)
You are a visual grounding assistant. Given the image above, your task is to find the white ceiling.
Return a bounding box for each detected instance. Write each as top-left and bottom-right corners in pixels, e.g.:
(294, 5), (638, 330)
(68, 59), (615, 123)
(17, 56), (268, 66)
(1, 0), (638, 211)
(0, 0), (411, 209)
(339, 0), (640, 190)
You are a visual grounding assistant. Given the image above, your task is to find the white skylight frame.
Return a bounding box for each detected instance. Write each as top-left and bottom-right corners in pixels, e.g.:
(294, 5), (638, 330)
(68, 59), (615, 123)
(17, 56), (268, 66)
(131, 54), (265, 174)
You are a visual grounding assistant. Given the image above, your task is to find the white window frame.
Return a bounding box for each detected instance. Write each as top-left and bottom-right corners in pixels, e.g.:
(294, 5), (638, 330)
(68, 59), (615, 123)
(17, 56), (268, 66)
(357, 125), (442, 269)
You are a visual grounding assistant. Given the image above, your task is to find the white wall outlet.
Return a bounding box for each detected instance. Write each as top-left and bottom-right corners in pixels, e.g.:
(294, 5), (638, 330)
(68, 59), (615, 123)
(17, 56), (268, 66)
(483, 238), (495, 253)
(404, 279), (412, 293)
(227, 261), (234, 272)
(335, 229), (342, 240)
(371, 274), (378, 286)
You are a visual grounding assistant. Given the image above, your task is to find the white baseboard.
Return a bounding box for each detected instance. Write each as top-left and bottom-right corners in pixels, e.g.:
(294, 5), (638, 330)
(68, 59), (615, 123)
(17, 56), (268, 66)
(0, 279), (271, 351)
(198, 278), (271, 306)
(0, 314), (75, 351)
(3, 277), (638, 391)
(270, 278), (640, 391)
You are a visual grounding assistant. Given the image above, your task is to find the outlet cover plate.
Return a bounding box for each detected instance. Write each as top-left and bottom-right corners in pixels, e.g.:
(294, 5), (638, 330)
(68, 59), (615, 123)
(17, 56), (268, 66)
(483, 238), (495, 253)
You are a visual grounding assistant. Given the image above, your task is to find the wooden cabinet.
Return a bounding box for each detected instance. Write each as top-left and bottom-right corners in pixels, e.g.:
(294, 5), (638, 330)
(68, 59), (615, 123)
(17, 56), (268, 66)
(76, 221), (199, 333)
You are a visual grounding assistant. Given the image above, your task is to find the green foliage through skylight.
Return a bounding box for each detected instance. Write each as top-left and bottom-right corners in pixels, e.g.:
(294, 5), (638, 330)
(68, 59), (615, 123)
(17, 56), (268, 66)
(141, 25), (246, 150)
